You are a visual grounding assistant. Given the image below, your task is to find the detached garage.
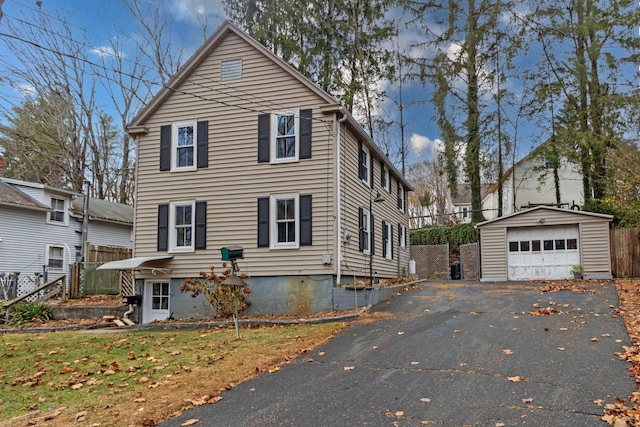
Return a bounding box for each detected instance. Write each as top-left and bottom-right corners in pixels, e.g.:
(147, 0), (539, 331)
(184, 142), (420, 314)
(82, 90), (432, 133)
(476, 206), (613, 281)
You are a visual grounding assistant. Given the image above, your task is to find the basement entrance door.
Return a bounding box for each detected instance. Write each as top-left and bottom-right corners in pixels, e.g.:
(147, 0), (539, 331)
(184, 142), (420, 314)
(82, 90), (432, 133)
(143, 281), (170, 323)
(507, 225), (579, 280)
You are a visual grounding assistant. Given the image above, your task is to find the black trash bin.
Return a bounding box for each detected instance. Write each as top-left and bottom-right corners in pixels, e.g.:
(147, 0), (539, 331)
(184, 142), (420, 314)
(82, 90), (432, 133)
(451, 261), (461, 280)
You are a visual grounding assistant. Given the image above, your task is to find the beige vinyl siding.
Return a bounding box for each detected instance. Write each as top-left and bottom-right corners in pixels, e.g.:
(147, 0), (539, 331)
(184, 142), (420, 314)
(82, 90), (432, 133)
(338, 121), (411, 280)
(580, 222), (611, 277)
(134, 32), (336, 278)
(479, 227), (507, 280)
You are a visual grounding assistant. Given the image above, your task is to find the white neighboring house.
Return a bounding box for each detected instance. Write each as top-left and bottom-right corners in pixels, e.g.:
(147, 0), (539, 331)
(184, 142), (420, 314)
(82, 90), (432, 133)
(484, 144), (583, 220)
(0, 177), (133, 286)
(449, 184), (494, 223)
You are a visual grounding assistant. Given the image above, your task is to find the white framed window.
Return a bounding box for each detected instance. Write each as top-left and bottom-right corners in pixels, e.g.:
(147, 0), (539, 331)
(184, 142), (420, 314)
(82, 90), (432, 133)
(169, 201), (195, 252)
(47, 197), (67, 225)
(221, 58), (242, 80)
(172, 122), (197, 170)
(398, 185), (405, 212)
(270, 194), (300, 249)
(399, 224), (407, 248)
(361, 208), (371, 254)
(151, 281), (170, 310)
(381, 164), (390, 192)
(270, 110), (299, 163)
(459, 207), (469, 219)
(360, 145), (371, 185)
(383, 221), (392, 259)
(46, 245), (65, 269)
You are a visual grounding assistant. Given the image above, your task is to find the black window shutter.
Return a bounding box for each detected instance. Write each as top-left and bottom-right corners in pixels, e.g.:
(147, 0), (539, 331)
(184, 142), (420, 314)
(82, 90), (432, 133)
(370, 155), (374, 188)
(157, 204), (169, 251)
(398, 222), (402, 246)
(160, 125), (171, 171)
(258, 114), (270, 163)
(391, 224), (394, 259)
(300, 194), (312, 245)
(257, 197), (270, 247)
(370, 213), (375, 255)
(382, 221), (388, 258)
(358, 207), (364, 252)
(397, 181), (402, 209)
(197, 121), (208, 168)
(380, 162), (385, 187)
(358, 140), (364, 180)
(195, 201), (207, 250)
(299, 109), (312, 159)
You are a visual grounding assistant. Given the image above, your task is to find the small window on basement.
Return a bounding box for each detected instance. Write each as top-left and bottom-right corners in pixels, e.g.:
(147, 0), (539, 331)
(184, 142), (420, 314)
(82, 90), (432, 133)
(221, 59), (242, 80)
(509, 242), (519, 252)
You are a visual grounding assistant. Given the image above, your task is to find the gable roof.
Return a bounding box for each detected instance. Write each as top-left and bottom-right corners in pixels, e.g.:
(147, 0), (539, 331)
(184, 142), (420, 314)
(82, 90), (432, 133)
(0, 180), (51, 211)
(70, 196), (134, 225)
(127, 20), (412, 191)
(475, 205), (612, 228)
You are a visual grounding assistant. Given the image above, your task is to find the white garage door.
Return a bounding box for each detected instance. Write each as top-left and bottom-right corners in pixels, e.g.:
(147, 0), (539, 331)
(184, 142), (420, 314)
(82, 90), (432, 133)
(507, 225), (579, 280)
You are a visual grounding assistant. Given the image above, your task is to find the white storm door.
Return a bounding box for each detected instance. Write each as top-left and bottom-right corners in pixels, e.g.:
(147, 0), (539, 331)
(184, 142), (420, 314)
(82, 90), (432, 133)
(143, 281), (170, 323)
(507, 226), (579, 280)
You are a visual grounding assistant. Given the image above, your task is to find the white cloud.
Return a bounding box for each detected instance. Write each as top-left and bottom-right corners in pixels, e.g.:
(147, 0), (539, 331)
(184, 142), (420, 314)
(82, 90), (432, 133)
(15, 84), (36, 96)
(409, 133), (442, 157)
(91, 46), (125, 59)
(170, 0), (225, 23)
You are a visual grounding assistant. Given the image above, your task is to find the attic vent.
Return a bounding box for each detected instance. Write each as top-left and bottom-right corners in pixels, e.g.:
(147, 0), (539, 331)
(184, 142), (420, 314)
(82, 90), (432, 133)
(221, 59), (242, 81)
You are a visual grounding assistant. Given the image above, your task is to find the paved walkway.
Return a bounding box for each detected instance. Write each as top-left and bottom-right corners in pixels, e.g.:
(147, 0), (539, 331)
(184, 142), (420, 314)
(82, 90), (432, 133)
(161, 281), (635, 426)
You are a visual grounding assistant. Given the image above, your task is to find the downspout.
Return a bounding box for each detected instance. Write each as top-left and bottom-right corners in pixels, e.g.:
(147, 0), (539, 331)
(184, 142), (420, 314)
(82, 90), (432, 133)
(336, 109), (348, 286)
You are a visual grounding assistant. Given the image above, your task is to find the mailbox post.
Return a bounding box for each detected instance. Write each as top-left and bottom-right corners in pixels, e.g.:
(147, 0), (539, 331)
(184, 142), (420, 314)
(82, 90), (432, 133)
(220, 246), (245, 338)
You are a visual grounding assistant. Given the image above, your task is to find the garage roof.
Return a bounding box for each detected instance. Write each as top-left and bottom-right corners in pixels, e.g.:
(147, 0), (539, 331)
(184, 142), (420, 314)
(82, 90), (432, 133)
(476, 206), (612, 228)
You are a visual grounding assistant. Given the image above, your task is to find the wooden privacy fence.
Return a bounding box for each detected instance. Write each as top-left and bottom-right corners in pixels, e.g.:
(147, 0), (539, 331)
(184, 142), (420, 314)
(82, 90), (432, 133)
(610, 228), (640, 278)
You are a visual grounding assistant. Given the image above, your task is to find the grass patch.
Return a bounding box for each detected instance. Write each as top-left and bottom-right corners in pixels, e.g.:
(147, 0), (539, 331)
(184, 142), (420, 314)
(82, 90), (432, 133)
(0, 322), (345, 426)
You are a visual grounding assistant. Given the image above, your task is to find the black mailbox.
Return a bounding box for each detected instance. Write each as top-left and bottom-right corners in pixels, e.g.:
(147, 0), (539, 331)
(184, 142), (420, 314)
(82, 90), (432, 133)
(220, 246), (244, 262)
(122, 295), (142, 305)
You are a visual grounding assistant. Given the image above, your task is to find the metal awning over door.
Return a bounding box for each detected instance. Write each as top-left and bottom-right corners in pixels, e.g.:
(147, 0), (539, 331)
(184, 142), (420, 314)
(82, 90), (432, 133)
(507, 225), (579, 280)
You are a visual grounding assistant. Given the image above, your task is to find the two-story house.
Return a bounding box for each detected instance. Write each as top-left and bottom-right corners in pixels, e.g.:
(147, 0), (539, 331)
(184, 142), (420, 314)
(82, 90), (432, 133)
(484, 142), (583, 219)
(0, 176), (133, 293)
(103, 21), (412, 323)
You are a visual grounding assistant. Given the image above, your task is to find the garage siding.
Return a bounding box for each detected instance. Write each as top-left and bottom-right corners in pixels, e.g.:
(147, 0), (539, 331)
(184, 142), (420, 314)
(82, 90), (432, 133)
(580, 222), (612, 278)
(479, 227), (507, 280)
(477, 206), (612, 282)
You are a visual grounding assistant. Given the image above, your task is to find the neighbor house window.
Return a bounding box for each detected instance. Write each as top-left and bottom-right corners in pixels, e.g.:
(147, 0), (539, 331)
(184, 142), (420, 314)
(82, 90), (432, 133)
(170, 201), (195, 252)
(382, 221), (392, 259)
(270, 194), (299, 248)
(47, 245), (64, 269)
(221, 59), (242, 80)
(173, 122), (196, 170)
(48, 197), (66, 224)
(270, 110), (299, 163)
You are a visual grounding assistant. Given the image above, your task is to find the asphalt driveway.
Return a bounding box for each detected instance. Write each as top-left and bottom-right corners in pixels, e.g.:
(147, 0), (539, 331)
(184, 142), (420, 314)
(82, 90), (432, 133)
(161, 281), (635, 426)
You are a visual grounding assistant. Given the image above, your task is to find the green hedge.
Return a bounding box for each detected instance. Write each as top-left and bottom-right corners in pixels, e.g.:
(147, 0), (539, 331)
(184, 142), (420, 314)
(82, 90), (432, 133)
(582, 199), (640, 228)
(410, 223), (479, 251)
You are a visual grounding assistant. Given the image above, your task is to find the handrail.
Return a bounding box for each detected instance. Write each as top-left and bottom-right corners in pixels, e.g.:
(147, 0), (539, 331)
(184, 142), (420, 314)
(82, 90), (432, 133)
(2, 275), (66, 310)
